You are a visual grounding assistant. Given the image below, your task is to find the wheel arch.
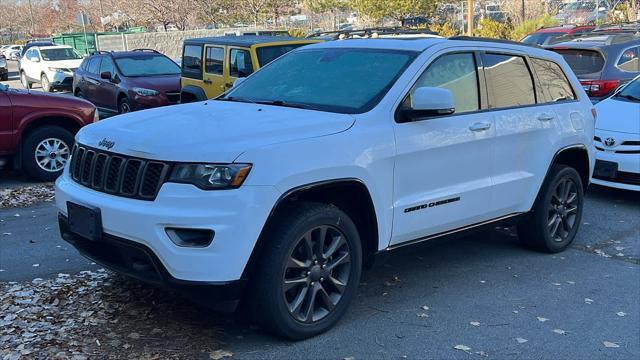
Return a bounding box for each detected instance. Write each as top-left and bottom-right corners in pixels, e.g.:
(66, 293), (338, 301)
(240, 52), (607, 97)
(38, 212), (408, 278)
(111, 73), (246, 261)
(241, 178), (380, 280)
(180, 85), (207, 103)
(549, 144), (591, 193)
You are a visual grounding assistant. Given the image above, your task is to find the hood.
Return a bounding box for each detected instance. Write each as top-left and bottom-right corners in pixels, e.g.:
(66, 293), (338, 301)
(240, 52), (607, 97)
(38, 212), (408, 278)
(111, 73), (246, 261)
(44, 59), (83, 69)
(126, 74), (181, 92)
(77, 100), (355, 163)
(9, 87), (94, 110)
(595, 97), (640, 134)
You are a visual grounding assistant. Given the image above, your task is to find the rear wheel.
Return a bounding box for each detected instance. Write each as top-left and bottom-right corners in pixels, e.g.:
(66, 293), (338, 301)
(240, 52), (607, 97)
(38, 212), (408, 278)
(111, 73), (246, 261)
(1, 73), (7, 81)
(20, 71), (32, 89)
(251, 202), (362, 340)
(75, 89), (84, 99)
(22, 126), (74, 182)
(518, 164), (584, 253)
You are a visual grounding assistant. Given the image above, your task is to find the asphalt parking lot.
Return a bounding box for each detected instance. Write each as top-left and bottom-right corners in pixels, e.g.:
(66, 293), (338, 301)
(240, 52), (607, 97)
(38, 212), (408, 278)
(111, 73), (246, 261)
(1, 174), (638, 358)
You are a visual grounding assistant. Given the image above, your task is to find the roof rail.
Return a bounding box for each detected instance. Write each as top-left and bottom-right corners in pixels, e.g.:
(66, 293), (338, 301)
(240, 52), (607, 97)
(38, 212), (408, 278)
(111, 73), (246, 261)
(90, 50), (112, 56)
(449, 36), (542, 48)
(307, 27), (438, 39)
(131, 48), (160, 53)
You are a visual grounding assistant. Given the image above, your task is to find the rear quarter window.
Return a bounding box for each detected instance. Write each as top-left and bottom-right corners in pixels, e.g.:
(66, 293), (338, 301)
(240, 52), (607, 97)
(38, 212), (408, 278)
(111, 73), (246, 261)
(531, 58), (577, 102)
(552, 49), (604, 75)
(617, 46), (640, 72)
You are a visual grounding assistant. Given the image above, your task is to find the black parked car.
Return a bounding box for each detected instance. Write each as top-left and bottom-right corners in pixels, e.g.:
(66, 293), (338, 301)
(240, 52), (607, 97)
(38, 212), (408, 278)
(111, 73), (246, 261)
(547, 34), (640, 102)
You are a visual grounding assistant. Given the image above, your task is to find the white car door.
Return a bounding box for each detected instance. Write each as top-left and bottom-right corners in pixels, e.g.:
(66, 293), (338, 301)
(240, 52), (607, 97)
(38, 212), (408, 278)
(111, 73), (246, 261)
(390, 51), (496, 245)
(24, 49), (40, 79)
(485, 52), (571, 214)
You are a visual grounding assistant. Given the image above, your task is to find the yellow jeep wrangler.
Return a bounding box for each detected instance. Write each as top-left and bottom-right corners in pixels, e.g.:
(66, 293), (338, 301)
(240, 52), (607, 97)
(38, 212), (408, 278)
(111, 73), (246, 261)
(179, 36), (321, 102)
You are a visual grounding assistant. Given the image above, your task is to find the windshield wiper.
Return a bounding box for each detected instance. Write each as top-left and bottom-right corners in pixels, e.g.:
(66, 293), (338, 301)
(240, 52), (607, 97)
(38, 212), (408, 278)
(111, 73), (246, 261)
(254, 100), (319, 111)
(615, 93), (640, 102)
(217, 96), (257, 104)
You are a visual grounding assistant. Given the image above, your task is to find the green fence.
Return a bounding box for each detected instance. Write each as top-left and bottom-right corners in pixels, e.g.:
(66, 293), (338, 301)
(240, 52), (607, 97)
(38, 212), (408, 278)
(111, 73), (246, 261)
(52, 33), (98, 55)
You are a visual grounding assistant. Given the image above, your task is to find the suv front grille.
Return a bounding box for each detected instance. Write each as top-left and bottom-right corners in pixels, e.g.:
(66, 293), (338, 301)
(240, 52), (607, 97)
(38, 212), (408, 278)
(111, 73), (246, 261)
(70, 144), (170, 200)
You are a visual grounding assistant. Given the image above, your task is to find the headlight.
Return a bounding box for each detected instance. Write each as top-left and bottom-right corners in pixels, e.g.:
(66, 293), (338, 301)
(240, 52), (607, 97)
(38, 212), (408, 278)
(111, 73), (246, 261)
(133, 87), (160, 96)
(168, 164), (252, 190)
(48, 67), (64, 73)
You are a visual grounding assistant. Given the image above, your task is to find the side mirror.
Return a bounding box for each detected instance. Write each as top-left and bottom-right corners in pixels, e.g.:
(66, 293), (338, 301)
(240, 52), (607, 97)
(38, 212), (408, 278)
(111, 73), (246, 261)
(100, 71), (112, 80)
(398, 87), (455, 123)
(232, 77), (246, 87)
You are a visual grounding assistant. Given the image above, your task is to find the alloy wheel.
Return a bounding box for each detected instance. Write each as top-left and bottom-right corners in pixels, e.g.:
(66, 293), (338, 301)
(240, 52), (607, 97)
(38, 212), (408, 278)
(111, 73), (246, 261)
(547, 177), (579, 242)
(120, 102), (131, 113)
(41, 75), (50, 91)
(283, 225), (351, 323)
(34, 138), (70, 172)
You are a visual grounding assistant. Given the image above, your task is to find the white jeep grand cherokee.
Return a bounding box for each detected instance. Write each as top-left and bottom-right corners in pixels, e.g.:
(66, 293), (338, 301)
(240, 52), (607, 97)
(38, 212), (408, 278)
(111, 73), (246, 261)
(56, 38), (595, 339)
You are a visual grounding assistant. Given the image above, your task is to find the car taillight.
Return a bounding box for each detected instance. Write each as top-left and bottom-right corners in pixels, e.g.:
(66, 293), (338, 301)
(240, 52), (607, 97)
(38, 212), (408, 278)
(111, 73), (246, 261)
(580, 80), (620, 97)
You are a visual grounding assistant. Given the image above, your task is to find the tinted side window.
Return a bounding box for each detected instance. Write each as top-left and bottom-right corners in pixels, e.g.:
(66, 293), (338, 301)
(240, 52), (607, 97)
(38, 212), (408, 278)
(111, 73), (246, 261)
(484, 53), (535, 108)
(531, 58), (576, 102)
(230, 49), (253, 78)
(182, 45), (203, 79)
(205, 47), (224, 75)
(412, 52), (479, 113)
(617, 46), (640, 72)
(87, 57), (101, 74)
(99, 57), (115, 76)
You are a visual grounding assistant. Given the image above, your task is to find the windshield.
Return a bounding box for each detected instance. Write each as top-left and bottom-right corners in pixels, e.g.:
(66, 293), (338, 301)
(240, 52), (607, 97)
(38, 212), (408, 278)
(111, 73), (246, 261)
(222, 48), (417, 114)
(115, 55), (180, 77)
(41, 48), (82, 61)
(255, 44), (309, 66)
(615, 77), (640, 101)
(552, 49), (605, 75)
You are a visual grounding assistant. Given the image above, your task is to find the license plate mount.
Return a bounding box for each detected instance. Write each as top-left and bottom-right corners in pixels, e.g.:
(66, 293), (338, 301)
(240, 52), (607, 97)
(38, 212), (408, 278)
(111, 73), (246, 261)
(67, 202), (102, 241)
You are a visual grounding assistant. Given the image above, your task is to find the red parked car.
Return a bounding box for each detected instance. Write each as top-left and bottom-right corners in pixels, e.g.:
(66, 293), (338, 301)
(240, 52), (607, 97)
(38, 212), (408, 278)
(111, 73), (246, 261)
(521, 25), (596, 46)
(72, 49), (181, 115)
(0, 83), (98, 181)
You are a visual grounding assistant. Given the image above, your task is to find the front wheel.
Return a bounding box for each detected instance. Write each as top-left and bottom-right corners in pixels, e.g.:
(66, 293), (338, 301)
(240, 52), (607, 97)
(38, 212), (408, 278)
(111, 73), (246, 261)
(41, 74), (53, 92)
(518, 164), (584, 253)
(21, 126), (74, 182)
(118, 97), (132, 114)
(251, 202), (362, 340)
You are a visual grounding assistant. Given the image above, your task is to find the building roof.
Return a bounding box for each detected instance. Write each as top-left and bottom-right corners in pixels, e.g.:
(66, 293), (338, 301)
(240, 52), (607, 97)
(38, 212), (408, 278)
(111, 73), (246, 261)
(184, 35), (314, 47)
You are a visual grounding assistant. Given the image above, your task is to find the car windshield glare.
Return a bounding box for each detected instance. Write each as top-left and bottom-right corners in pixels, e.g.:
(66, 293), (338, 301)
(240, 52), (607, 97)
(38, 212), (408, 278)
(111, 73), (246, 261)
(615, 78), (640, 101)
(115, 55), (180, 77)
(222, 48), (417, 114)
(41, 48), (82, 61)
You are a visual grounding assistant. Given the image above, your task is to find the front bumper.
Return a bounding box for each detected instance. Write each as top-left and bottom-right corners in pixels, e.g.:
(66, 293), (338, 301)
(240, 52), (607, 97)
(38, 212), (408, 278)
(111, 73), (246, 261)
(59, 214), (246, 311)
(55, 168), (281, 283)
(48, 71), (73, 89)
(130, 92), (180, 110)
(592, 130), (640, 191)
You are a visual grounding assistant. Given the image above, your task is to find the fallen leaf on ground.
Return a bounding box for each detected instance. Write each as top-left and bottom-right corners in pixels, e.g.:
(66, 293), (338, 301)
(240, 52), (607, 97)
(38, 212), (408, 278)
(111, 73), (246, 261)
(515, 338), (528, 344)
(416, 313), (429, 318)
(553, 329), (567, 335)
(603, 341), (620, 348)
(537, 317), (550, 322)
(616, 312), (627, 317)
(421, 305), (429, 311)
(209, 350), (233, 359)
(453, 344), (471, 352)
(470, 321), (480, 327)
(584, 298), (594, 304)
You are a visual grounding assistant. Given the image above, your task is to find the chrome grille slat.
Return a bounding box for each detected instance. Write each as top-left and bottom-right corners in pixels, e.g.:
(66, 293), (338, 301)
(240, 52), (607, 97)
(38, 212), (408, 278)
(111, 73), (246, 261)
(69, 144), (168, 200)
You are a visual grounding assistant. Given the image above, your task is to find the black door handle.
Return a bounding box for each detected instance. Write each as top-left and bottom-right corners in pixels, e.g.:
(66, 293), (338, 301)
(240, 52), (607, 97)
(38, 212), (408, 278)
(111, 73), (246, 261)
(203, 79), (212, 84)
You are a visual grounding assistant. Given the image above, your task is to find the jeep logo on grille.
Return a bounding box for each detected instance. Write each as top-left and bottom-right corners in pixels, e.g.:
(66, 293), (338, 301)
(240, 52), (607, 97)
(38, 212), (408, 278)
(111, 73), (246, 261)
(98, 138), (115, 150)
(604, 137), (616, 147)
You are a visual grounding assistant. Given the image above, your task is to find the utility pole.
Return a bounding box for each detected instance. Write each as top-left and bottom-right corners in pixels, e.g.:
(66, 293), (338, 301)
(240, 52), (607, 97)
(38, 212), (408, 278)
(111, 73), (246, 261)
(520, 0), (525, 22)
(98, 0), (105, 31)
(467, 0), (473, 36)
(28, 0), (36, 36)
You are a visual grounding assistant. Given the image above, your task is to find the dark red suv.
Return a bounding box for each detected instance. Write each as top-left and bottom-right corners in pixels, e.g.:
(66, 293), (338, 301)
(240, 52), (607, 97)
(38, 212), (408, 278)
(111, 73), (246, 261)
(0, 83), (97, 181)
(72, 49), (181, 115)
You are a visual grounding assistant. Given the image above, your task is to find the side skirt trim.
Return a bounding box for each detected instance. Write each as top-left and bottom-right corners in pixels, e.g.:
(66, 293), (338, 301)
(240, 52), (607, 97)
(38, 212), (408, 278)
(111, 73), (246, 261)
(385, 212), (525, 251)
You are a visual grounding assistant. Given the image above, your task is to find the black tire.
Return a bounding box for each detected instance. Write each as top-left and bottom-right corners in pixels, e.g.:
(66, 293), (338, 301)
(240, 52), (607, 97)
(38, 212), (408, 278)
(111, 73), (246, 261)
(250, 202), (362, 340)
(518, 164), (584, 253)
(118, 96), (132, 114)
(21, 126), (74, 182)
(20, 71), (32, 89)
(41, 73), (53, 92)
(75, 89), (84, 99)
(1, 73), (7, 81)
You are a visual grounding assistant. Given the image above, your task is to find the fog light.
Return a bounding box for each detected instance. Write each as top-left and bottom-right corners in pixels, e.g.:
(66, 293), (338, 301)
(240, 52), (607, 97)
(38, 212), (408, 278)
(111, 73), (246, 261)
(166, 228), (214, 247)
